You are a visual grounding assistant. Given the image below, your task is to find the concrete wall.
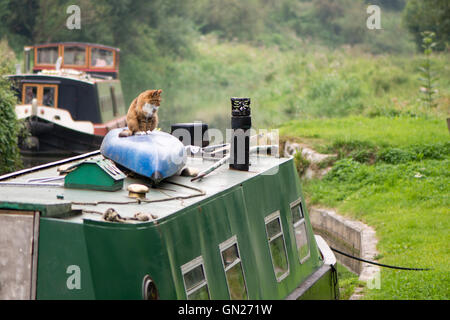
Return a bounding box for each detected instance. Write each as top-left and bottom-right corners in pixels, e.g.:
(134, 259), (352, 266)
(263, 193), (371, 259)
(309, 208), (362, 274)
(309, 207), (381, 299)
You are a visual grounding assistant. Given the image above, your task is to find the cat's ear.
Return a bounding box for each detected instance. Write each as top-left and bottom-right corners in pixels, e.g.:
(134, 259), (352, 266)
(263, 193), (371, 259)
(143, 90), (154, 99)
(151, 89), (162, 97)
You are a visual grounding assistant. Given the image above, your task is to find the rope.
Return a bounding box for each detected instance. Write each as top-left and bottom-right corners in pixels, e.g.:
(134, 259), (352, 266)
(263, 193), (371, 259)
(81, 208), (154, 223)
(330, 246), (432, 271)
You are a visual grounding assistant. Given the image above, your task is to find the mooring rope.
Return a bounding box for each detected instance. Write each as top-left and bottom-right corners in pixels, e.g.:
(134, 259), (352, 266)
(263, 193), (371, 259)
(330, 246), (432, 271)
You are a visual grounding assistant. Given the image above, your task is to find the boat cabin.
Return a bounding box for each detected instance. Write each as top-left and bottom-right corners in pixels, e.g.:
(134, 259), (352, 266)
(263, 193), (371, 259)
(9, 74), (127, 134)
(24, 42), (120, 79)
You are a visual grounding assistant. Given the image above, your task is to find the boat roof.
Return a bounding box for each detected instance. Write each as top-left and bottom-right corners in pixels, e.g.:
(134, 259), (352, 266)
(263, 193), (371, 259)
(0, 151), (290, 224)
(7, 72), (117, 85)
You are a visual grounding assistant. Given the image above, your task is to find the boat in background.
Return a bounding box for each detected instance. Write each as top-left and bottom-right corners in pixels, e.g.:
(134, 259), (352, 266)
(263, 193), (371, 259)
(8, 42), (128, 167)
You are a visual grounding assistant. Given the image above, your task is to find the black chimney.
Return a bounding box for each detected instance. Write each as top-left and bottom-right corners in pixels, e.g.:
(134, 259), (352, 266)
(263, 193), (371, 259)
(230, 97), (251, 171)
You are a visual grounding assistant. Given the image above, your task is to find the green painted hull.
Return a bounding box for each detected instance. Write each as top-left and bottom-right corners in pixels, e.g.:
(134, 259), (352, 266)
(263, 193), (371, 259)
(0, 154), (338, 300)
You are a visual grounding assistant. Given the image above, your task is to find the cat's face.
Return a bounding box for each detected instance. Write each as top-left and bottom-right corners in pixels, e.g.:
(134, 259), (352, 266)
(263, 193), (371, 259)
(137, 89), (162, 118)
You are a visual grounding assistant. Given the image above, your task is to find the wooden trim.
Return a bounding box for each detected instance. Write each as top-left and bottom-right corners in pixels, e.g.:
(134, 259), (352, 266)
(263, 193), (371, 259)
(0, 209), (35, 215)
(89, 46), (116, 70)
(44, 84), (59, 108)
(58, 44), (63, 61)
(22, 83), (37, 105)
(34, 44), (59, 67)
(62, 44), (88, 68)
(32, 43), (119, 72)
(22, 83), (59, 108)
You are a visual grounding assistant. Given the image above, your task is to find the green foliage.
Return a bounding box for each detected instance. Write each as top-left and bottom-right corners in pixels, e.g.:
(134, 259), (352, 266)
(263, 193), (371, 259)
(325, 140), (377, 164)
(317, 156), (337, 170)
(403, 0), (450, 52)
(194, 0), (266, 41)
(362, 10), (415, 54)
(365, 0), (406, 11)
(336, 263), (364, 300)
(1, 0), (440, 127)
(378, 142), (450, 164)
(0, 0), (198, 105)
(303, 75), (366, 117)
(0, 40), (22, 174)
(280, 117), (450, 151)
(288, 116), (449, 299)
(305, 156), (450, 299)
(293, 151), (310, 176)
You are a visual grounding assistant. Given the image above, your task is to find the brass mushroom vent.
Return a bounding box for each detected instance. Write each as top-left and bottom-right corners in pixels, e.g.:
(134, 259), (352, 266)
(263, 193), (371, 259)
(127, 184), (149, 199)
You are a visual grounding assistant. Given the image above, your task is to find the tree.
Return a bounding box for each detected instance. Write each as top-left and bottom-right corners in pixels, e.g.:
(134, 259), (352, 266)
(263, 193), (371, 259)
(0, 40), (22, 174)
(365, 0), (406, 11)
(418, 31), (438, 109)
(403, 0), (450, 51)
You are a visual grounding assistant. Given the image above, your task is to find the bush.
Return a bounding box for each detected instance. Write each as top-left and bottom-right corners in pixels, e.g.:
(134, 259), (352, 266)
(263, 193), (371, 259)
(379, 143), (450, 164)
(294, 151), (310, 176)
(326, 139), (378, 164)
(403, 0), (450, 52)
(378, 148), (415, 164)
(302, 75), (365, 117)
(0, 42), (22, 174)
(324, 158), (368, 183)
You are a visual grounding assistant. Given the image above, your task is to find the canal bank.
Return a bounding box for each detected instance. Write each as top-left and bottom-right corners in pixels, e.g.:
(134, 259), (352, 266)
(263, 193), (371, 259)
(309, 207), (379, 299)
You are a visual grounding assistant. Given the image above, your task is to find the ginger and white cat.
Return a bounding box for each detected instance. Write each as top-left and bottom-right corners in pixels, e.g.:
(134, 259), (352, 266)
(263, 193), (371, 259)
(119, 89), (162, 137)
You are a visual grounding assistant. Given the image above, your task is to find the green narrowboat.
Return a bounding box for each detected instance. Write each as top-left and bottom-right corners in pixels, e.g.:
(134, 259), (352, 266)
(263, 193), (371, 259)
(0, 148), (338, 300)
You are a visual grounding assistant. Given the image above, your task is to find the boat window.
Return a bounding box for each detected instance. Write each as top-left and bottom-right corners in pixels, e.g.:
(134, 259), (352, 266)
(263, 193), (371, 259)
(219, 236), (248, 300)
(91, 47), (114, 68)
(181, 256), (210, 300)
(36, 46), (58, 65)
(63, 46), (86, 66)
(264, 211), (289, 281)
(22, 84), (58, 108)
(43, 86), (56, 107)
(24, 85), (37, 104)
(290, 200), (310, 264)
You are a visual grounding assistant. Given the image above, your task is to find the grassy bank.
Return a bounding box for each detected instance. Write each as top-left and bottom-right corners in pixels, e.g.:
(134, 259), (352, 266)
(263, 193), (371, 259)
(337, 263), (363, 300)
(280, 117), (449, 299)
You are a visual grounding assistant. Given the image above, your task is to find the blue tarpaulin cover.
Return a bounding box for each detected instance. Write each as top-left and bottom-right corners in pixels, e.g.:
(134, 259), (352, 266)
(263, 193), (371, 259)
(100, 128), (187, 183)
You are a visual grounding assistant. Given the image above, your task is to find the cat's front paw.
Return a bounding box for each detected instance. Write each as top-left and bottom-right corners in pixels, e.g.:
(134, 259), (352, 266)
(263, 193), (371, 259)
(119, 129), (132, 137)
(146, 130), (153, 134)
(135, 131), (146, 136)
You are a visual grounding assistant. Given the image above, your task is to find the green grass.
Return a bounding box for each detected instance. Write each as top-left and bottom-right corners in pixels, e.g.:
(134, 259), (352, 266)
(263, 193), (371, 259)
(281, 117), (450, 299)
(336, 263), (363, 300)
(280, 116), (449, 149)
